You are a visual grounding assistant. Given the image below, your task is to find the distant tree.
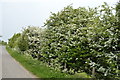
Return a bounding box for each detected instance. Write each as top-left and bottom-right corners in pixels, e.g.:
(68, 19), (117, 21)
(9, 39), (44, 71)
(0, 40), (7, 45)
(8, 33), (21, 48)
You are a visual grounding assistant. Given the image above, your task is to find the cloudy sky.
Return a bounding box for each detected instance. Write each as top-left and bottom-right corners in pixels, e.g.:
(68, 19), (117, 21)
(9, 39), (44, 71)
(0, 0), (119, 41)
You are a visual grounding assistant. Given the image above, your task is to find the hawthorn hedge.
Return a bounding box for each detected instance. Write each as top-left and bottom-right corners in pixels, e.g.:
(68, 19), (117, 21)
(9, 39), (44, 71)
(8, 2), (120, 78)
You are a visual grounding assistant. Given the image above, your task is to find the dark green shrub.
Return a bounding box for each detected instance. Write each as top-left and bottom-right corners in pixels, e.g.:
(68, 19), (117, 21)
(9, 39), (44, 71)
(17, 34), (28, 51)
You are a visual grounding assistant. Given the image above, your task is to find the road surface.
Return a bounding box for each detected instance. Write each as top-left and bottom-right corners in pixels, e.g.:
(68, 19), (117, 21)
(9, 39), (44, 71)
(1, 46), (37, 78)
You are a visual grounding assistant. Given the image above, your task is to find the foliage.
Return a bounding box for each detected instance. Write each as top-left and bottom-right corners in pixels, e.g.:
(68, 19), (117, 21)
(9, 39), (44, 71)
(7, 2), (120, 79)
(8, 33), (21, 48)
(116, 1), (120, 76)
(0, 40), (7, 45)
(17, 29), (28, 52)
(40, 3), (119, 78)
(116, 1), (120, 25)
(18, 26), (44, 57)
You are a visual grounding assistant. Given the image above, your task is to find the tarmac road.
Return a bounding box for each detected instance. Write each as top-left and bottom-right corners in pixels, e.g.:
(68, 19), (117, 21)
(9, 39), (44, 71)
(1, 46), (37, 78)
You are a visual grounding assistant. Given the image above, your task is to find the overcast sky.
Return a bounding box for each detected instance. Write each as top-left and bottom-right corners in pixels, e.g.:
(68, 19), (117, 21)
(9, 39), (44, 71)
(0, 0), (119, 41)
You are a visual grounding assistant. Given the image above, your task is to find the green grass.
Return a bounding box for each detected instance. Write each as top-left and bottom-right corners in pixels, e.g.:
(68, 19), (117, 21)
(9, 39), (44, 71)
(6, 46), (90, 78)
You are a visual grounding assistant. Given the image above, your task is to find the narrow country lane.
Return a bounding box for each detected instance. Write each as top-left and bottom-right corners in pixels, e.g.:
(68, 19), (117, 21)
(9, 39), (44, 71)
(1, 46), (37, 78)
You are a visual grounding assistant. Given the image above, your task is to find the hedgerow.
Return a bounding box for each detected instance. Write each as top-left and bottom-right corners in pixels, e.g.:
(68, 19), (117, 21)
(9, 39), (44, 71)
(8, 33), (21, 48)
(8, 2), (120, 78)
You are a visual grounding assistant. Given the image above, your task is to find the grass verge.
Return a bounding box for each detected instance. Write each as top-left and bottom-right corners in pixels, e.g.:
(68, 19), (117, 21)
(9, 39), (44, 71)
(6, 46), (90, 78)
